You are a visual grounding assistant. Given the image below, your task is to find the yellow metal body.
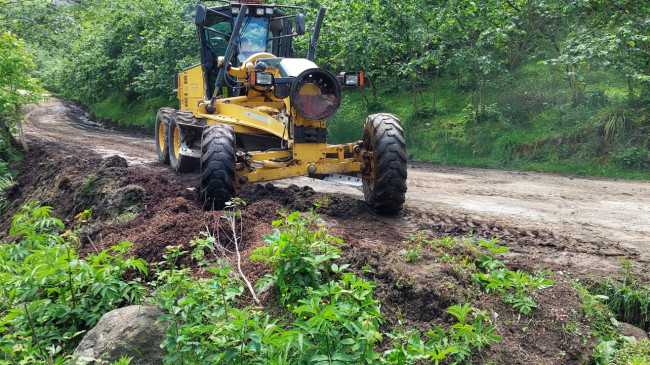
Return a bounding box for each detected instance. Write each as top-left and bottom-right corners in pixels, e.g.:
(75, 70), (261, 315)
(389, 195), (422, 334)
(175, 54), (368, 186)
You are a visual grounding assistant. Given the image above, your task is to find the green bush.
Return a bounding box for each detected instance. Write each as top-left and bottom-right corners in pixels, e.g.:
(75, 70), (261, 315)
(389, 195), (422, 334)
(0, 31), (43, 153)
(292, 273), (383, 364)
(472, 238), (554, 315)
(251, 210), (343, 305)
(0, 204), (147, 364)
(612, 339), (650, 365)
(611, 146), (648, 169)
(156, 210), (505, 365)
(382, 303), (502, 364)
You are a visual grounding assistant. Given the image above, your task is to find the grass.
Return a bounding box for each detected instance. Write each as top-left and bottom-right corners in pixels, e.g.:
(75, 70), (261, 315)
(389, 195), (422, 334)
(327, 62), (650, 180)
(88, 92), (176, 129)
(573, 257), (650, 364)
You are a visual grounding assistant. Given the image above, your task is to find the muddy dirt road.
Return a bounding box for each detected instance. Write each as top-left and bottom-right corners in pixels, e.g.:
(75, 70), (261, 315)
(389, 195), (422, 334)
(22, 97), (650, 280)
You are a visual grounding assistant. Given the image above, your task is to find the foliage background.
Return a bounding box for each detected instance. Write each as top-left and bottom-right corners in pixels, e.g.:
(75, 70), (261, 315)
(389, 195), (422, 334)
(1, 0), (649, 176)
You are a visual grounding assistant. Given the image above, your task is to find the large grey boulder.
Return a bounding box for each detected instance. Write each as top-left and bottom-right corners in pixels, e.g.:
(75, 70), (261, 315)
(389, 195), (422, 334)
(73, 305), (168, 364)
(617, 321), (649, 341)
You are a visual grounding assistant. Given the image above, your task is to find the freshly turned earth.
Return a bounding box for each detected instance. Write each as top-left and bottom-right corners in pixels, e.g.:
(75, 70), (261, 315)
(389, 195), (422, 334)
(4, 97), (648, 364)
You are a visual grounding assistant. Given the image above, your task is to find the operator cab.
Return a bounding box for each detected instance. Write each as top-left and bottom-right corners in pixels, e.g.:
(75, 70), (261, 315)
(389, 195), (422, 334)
(196, 1), (304, 97)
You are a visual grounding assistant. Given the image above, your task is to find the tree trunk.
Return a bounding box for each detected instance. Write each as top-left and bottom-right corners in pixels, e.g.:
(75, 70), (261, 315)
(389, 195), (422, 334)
(0, 117), (21, 151)
(412, 78), (418, 109)
(432, 67), (439, 110)
(367, 75), (377, 97)
(17, 121), (28, 153)
(627, 77), (635, 96)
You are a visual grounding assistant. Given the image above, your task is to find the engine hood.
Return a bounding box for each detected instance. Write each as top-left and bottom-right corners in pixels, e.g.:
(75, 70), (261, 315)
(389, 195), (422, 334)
(256, 57), (318, 77)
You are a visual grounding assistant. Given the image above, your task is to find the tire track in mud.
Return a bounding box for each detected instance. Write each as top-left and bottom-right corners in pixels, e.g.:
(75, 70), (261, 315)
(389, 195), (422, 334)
(20, 97), (650, 281)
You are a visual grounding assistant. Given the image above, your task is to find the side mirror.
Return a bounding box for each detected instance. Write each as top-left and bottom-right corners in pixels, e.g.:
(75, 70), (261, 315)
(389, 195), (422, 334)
(295, 14), (306, 35)
(195, 5), (207, 27)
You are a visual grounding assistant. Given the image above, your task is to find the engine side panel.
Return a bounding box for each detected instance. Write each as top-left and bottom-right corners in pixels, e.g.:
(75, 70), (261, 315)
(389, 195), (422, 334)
(177, 65), (206, 113)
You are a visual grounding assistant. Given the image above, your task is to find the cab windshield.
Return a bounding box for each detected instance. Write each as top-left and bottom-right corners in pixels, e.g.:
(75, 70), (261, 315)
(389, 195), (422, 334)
(238, 17), (270, 63)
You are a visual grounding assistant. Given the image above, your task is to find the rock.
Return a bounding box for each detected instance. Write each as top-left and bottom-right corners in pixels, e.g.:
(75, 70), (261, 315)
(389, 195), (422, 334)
(73, 305), (169, 364)
(109, 184), (146, 208)
(101, 155), (128, 170)
(617, 322), (649, 341)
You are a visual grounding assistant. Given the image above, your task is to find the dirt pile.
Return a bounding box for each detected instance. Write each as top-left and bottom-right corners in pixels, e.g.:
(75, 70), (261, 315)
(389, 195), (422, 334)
(1, 140), (617, 363)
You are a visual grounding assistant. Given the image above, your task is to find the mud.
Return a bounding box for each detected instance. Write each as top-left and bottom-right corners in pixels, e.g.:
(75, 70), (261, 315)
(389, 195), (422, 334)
(5, 97), (650, 364)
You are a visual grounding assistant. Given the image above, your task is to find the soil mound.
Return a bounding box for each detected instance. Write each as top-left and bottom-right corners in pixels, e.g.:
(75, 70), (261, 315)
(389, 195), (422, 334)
(0, 139), (635, 364)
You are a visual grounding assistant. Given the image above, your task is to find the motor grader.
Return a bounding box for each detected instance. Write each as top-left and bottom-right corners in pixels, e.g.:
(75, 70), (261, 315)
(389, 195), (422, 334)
(155, 0), (407, 213)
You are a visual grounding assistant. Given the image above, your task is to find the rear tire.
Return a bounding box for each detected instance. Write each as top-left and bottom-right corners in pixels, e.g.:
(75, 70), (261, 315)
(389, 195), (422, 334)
(168, 112), (197, 173)
(362, 113), (407, 214)
(200, 124), (236, 209)
(155, 108), (174, 165)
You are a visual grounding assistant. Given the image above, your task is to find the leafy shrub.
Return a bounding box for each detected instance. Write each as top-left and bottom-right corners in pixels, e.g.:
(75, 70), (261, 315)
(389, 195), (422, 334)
(252, 210), (343, 305)
(472, 238), (554, 314)
(0, 161), (14, 214)
(0, 204), (147, 364)
(405, 235), (422, 262)
(292, 273), (383, 364)
(407, 106), (439, 124)
(151, 251), (269, 364)
(611, 146), (648, 168)
(0, 31), (43, 152)
(463, 104), (504, 124)
(584, 90), (610, 108)
(611, 339), (650, 365)
(382, 303), (502, 364)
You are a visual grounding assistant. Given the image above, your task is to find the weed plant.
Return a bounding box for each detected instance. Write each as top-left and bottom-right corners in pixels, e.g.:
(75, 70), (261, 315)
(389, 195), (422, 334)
(405, 235), (422, 262)
(423, 234), (554, 315)
(611, 339), (650, 365)
(155, 209), (505, 364)
(251, 210), (343, 305)
(471, 238), (554, 315)
(575, 272), (650, 365)
(589, 259), (650, 333)
(382, 304), (502, 364)
(0, 204), (147, 364)
(0, 161), (14, 214)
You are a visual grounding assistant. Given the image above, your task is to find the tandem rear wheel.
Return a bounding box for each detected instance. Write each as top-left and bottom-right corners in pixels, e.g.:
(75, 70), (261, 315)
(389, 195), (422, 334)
(168, 110), (200, 173)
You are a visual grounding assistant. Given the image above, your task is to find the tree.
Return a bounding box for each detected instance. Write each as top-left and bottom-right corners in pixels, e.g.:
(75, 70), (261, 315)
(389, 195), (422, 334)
(56, 0), (198, 103)
(434, 0), (511, 114)
(0, 31), (43, 152)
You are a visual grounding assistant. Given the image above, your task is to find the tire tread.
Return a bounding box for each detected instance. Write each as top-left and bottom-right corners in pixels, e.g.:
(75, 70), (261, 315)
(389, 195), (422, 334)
(200, 124), (236, 209)
(363, 113), (407, 214)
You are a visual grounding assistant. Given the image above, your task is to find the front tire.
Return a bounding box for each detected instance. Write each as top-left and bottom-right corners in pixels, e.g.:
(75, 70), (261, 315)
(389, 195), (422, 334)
(362, 113), (407, 214)
(155, 108), (174, 165)
(200, 124), (236, 209)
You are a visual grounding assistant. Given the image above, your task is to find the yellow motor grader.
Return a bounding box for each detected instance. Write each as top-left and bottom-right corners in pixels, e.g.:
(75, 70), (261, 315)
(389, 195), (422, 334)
(155, 0), (407, 213)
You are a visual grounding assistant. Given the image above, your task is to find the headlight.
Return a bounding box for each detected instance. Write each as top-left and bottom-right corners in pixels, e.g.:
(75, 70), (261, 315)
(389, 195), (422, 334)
(340, 72), (364, 87)
(345, 74), (359, 86)
(290, 68), (341, 121)
(252, 72), (274, 86)
(255, 8), (265, 16)
(231, 6), (250, 15)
